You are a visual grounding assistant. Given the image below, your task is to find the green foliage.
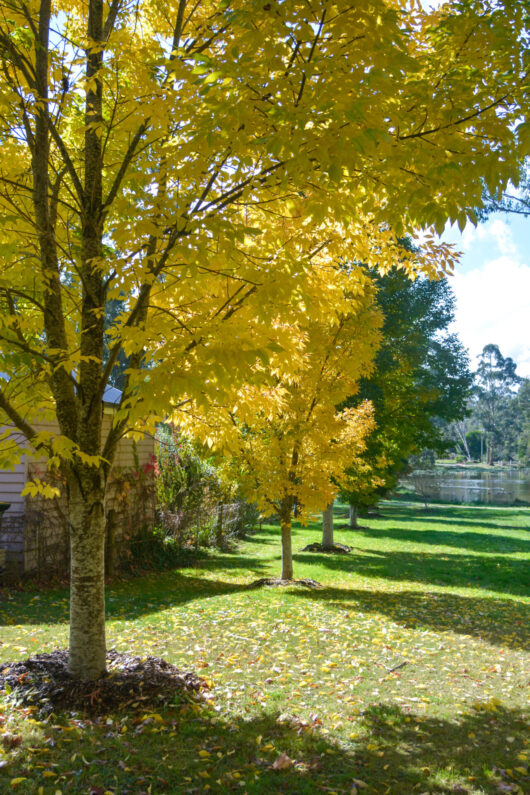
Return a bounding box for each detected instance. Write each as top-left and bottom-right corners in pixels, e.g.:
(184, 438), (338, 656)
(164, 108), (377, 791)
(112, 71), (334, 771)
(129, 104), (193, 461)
(126, 527), (200, 572)
(156, 425), (222, 515)
(340, 270), (472, 509)
(517, 380), (530, 465)
(466, 429), (484, 461)
(155, 424), (259, 551)
(473, 344), (522, 464)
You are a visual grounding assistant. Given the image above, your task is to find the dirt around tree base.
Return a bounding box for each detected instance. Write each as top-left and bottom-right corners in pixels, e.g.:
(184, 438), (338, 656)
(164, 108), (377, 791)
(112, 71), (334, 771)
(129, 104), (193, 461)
(0, 649), (208, 715)
(250, 577), (322, 589)
(300, 542), (353, 554)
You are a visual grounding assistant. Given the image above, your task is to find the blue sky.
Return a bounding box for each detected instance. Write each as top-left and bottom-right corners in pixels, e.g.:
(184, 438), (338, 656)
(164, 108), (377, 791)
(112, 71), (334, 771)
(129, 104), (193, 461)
(443, 214), (530, 378)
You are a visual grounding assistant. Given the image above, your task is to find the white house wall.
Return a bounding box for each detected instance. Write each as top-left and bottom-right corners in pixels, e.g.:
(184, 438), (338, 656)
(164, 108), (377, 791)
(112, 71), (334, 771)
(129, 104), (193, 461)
(0, 416), (155, 511)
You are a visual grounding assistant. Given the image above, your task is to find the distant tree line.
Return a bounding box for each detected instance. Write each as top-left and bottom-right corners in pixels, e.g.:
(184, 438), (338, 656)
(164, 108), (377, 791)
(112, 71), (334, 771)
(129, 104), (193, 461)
(446, 344), (529, 466)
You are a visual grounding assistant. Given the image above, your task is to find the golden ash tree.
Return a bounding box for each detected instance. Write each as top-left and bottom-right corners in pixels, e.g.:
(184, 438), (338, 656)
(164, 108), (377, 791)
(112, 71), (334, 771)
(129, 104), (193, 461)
(0, 0), (527, 678)
(179, 262), (382, 580)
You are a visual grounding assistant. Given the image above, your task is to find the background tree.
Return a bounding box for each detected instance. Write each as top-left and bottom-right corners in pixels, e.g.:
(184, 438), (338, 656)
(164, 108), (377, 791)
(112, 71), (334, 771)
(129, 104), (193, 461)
(339, 271), (472, 522)
(0, 0), (527, 679)
(516, 380), (530, 466)
(473, 344), (521, 464)
(465, 429), (485, 462)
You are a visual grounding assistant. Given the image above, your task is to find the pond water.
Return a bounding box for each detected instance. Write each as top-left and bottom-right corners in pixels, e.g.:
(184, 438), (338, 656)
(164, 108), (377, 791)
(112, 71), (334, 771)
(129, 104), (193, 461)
(403, 467), (530, 505)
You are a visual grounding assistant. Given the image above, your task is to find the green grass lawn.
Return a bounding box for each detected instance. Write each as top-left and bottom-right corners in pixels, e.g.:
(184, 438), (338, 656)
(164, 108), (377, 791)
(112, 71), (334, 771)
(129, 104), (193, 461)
(1, 501), (529, 794)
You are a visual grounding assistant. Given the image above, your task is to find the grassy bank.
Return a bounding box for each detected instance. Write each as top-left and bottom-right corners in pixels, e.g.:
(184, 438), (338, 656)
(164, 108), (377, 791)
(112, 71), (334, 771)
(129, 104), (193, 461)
(1, 501), (529, 794)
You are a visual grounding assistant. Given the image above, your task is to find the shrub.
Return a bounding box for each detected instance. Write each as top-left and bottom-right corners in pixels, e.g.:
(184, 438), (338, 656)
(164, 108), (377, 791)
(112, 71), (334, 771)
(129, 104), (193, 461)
(155, 425), (258, 550)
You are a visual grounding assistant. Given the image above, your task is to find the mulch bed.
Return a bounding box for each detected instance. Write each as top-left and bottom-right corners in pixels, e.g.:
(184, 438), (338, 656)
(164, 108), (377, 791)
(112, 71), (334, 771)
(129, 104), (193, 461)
(250, 577), (322, 589)
(300, 542), (353, 554)
(0, 649), (208, 715)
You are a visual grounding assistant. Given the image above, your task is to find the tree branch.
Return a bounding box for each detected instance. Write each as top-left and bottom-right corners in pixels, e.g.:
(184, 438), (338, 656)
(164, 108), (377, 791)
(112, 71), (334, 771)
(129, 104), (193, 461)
(102, 120), (150, 212)
(0, 388), (40, 449)
(103, 0), (122, 41)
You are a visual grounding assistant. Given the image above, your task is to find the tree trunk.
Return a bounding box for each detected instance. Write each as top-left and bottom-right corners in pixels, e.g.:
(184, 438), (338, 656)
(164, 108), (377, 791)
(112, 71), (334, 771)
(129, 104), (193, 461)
(455, 422), (472, 461)
(68, 475), (107, 680)
(279, 497), (294, 580)
(105, 508), (116, 577)
(322, 502), (334, 549)
(349, 504), (359, 529)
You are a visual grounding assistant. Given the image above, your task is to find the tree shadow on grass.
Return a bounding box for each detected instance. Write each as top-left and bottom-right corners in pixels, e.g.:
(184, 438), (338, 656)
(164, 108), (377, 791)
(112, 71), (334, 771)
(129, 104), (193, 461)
(291, 585), (530, 650)
(1, 699), (527, 794)
(0, 567), (263, 626)
(352, 526), (530, 554)
(380, 504), (529, 531)
(296, 547), (530, 598)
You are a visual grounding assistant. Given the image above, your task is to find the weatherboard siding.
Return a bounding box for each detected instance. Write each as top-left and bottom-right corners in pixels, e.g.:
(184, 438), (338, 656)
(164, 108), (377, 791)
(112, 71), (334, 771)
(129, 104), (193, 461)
(1, 461), (27, 514)
(0, 417), (155, 510)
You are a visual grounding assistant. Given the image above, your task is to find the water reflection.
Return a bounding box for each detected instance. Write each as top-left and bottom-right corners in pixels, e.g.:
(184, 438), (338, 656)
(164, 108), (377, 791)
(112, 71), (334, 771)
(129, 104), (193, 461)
(403, 468), (530, 505)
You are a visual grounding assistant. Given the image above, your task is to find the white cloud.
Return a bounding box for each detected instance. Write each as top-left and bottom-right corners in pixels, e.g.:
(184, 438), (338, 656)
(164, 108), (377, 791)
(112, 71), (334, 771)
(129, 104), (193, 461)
(459, 218), (517, 255)
(450, 256), (530, 377)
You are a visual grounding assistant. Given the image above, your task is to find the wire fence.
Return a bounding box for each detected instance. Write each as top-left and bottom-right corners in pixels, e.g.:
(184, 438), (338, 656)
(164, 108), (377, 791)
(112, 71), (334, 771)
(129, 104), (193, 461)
(0, 501), (259, 583)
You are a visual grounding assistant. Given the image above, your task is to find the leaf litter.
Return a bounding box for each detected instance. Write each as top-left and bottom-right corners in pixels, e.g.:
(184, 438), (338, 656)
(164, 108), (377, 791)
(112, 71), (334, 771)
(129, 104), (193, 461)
(0, 502), (528, 793)
(0, 649), (207, 715)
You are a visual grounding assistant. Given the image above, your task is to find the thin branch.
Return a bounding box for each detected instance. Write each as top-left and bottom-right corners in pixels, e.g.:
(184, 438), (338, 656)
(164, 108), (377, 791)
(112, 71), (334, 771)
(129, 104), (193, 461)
(102, 120), (150, 211)
(103, 0), (122, 41)
(47, 116), (84, 203)
(398, 94), (512, 141)
(295, 8), (327, 108)
(0, 388), (40, 449)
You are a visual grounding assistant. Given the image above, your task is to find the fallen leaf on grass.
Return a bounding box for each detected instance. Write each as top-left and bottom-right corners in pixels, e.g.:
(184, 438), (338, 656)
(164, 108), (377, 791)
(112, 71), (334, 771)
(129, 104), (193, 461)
(272, 752), (293, 770)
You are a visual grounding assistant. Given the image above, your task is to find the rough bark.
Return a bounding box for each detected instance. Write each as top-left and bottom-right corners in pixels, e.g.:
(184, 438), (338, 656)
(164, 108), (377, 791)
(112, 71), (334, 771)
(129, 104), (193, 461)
(321, 502), (334, 549)
(349, 504), (359, 528)
(105, 508), (116, 577)
(279, 496), (294, 580)
(68, 472), (107, 680)
(63, 0), (109, 682)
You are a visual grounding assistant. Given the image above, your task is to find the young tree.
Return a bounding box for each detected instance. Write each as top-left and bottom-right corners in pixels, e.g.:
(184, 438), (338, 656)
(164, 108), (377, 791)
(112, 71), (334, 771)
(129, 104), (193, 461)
(181, 264), (381, 580)
(321, 502), (335, 550)
(0, 0), (526, 678)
